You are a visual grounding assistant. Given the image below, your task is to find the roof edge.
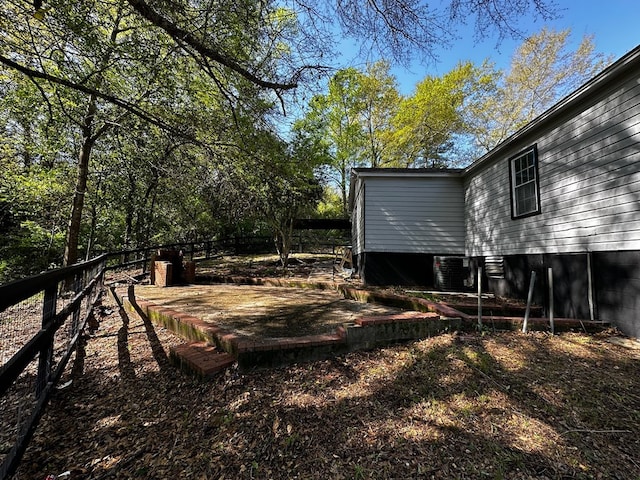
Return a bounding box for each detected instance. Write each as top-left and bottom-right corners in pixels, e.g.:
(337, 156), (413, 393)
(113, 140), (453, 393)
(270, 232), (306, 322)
(351, 167), (464, 177)
(464, 43), (640, 177)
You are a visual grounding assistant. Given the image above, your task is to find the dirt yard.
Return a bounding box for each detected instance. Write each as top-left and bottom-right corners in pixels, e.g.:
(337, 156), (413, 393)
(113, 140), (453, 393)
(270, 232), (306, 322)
(195, 253), (342, 283)
(14, 288), (640, 479)
(13, 254), (640, 478)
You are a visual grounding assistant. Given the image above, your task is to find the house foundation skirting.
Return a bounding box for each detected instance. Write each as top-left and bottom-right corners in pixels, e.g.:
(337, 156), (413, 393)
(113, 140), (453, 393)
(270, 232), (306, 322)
(356, 250), (640, 338)
(355, 252), (438, 287)
(469, 250), (640, 338)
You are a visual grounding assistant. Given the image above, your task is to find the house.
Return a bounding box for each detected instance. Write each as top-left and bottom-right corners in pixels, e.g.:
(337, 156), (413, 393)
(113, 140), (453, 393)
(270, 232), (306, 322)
(349, 44), (640, 338)
(349, 168), (466, 286)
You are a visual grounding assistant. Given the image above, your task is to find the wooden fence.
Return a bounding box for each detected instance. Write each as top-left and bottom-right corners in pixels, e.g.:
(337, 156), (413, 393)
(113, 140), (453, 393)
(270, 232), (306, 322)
(0, 256), (106, 479)
(0, 234), (349, 478)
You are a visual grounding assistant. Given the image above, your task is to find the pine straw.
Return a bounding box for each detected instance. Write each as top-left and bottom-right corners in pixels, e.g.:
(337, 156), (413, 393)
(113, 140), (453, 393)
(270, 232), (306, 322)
(16, 294), (640, 479)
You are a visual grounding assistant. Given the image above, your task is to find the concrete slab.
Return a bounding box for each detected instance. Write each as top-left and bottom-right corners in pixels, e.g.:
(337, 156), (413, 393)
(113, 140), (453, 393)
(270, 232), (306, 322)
(133, 284), (407, 338)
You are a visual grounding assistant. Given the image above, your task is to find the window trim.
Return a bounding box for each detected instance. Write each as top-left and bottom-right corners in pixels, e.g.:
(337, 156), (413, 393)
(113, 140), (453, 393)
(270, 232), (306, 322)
(508, 145), (541, 219)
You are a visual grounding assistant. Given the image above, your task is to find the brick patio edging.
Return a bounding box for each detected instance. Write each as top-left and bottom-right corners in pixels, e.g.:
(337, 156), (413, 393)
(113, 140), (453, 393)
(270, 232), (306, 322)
(121, 291), (464, 370)
(121, 281), (608, 372)
(197, 275), (338, 291)
(197, 273), (609, 334)
(170, 341), (235, 379)
(337, 286), (609, 334)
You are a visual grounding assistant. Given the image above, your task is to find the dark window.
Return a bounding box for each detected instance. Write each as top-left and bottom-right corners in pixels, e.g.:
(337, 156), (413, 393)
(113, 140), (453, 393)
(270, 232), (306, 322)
(509, 145), (541, 218)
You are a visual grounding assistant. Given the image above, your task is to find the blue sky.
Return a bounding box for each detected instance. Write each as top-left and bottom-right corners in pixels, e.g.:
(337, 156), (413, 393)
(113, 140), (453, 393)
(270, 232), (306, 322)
(338, 0), (640, 95)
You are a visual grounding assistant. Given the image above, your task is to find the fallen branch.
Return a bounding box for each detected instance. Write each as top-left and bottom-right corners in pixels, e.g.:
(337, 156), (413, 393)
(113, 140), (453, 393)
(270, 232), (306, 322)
(561, 428), (632, 436)
(462, 360), (511, 393)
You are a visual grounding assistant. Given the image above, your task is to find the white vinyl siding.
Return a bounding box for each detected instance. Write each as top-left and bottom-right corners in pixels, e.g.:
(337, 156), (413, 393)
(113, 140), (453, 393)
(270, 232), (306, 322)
(465, 70), (640, 257)
(363, 176), (465, 254)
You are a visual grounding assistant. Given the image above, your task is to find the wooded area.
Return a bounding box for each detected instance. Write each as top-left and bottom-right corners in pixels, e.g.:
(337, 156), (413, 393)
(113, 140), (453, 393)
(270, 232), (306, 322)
(0, 0), (610, 283)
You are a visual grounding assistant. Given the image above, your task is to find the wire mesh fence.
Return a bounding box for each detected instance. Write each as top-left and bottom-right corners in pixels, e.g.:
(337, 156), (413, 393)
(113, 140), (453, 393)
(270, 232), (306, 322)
(0, 294), (44, 368)
(0, 256), (106, 480)
(0, 357), (39, 473)
(0, 244), (208, 479)
(0, 232), (352, 479)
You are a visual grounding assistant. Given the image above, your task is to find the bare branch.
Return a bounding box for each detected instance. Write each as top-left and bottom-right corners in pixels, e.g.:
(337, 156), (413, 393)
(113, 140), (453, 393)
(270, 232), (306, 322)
(125, 0), (297, 91)
(0, 53), (193, 140)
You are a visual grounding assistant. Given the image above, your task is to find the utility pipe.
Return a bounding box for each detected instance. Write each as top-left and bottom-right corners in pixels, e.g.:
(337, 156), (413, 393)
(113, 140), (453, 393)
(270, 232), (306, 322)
(477, 266), (482, 330)
(548, 267), (554, 334)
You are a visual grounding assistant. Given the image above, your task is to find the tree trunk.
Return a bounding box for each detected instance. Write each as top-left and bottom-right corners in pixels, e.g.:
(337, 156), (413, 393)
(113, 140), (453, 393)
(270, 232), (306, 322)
(63, 95), (98, 267)
(138, 169), (159, 247)
(85, 200), (97, 261)
(123, 170), (137, 252)
(340, 163), (348, 217)
(368, 116), (379, 167)
(62, 12), (123, 266)
(274, 218), (294, 269)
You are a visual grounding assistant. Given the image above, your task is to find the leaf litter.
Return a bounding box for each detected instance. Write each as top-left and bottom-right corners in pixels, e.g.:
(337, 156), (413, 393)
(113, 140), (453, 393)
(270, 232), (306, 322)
(13, 283), (640, 480)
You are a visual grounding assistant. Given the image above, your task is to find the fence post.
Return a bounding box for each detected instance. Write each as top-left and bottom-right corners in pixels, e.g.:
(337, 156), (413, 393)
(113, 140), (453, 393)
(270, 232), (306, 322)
(36, 284), (57, 397)
(71, 272), (83, 341)
(98, 259), (106, 299)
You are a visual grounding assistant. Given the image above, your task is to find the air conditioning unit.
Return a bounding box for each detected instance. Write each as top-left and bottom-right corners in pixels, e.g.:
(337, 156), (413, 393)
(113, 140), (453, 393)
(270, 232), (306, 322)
(434, 256), (465, 291)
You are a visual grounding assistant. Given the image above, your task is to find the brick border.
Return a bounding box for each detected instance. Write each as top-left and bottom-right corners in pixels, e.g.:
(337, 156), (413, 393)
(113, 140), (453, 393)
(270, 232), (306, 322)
(197, 274), (609, 334)
(169, 341), (235, 378)
(123, 294), (351, 370)
(122, 280), (608, 371)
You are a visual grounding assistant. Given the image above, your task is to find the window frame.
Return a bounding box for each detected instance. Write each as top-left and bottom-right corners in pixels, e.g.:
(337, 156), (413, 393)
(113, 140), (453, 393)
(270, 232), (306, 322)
(508, 145), (541, 219)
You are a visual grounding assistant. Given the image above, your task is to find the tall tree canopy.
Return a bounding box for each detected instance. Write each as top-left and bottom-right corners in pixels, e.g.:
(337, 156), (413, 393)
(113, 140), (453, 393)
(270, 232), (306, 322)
(0, 0), (561, 279)
(292, 27), (612, 218)
(295, 68), (369, 215)
(4, 0), (558, 108)
(356, 61), (401, 168)
(0, 0), (280, 276)
(466, 28), (613, 152)
(388, 62), (489, 168)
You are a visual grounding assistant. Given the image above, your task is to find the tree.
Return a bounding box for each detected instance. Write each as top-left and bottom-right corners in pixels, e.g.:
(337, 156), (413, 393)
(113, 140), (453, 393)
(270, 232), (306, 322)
(294, 63), (401, 215)
(4, 0), (558, 106)
(1, 0), (274, 269)
(356, 61), (401, 168)
(466, 28), (613, 152)
(0, 161), (72, 280)
(388, 62), (486, 167)
(260, 167), (322, 269)
(0, 66), (76, 279)
(295, 61), (497, 211)
(199, 129), (323, 268)
(120, 0), (557, 92)
(297, 68), (369, 215)
(0, 0), (560, 278)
